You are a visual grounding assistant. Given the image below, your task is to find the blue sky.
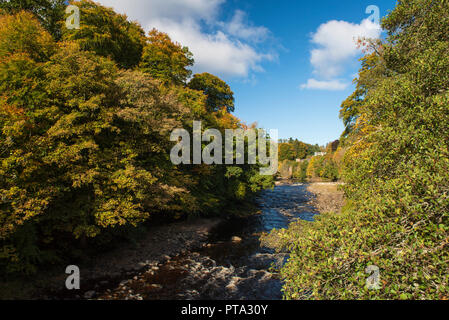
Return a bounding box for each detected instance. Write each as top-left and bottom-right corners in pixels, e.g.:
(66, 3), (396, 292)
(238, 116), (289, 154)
(226, 0), (396, 145)
(97, 0), (397, 145)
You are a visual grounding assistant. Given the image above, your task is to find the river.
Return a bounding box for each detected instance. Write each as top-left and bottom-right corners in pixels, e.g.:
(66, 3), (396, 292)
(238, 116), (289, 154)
(91, 183), (319, 300)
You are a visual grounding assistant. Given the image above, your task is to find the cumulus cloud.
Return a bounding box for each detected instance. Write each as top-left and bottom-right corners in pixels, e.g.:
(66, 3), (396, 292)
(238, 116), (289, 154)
(300, 18), (381, 90)
(147, 17), (273, 77)
(222, 10), (270, 43)
(96, 0), (273, 78)
(310, 18), (380, 79)
(300, 79), (349, 91)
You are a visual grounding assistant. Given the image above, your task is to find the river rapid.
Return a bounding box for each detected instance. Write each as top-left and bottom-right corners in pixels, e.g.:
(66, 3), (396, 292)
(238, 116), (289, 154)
(92, 183), (318, 300)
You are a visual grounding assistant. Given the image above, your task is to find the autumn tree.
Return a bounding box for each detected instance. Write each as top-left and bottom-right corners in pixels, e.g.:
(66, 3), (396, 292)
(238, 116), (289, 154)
(325, 140), (339, 153)
(188, 73), (235, 113)
(0, 0), (66, 40)
(139, 29), (194, 85)
(279, 143), (296, 161)
(0, 11), (188, 273)
(0, 7), (273, 275)
(0, 10), (56, 61)
(339, 52), (383, 141)
(62, 0), (146, 69)
(278, 139), (318, 161)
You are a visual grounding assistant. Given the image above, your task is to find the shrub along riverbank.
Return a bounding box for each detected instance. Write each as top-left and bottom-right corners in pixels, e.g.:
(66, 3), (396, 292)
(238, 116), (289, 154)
(271, 0), (449, 299)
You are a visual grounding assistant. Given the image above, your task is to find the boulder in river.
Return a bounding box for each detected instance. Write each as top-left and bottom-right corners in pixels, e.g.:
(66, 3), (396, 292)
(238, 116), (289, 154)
(231, 236), (242, 242)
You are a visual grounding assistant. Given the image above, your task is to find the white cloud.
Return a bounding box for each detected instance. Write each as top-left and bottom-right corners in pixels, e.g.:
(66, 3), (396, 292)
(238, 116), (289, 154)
(147, 17), (274, 77)
(222, 10), (270, 43)
(309, 18), (381, 79)
(300, 18), (381, 91)
(96, 0), (273, 78)
(300, 79), (349, 91)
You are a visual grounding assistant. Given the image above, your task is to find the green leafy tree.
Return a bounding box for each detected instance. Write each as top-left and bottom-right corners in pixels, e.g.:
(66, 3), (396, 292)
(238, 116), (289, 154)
(188, 73), (235, 113)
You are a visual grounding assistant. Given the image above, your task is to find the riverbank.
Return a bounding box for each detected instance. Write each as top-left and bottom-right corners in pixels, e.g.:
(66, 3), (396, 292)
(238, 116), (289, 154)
(0, 217), (223, 299)
(54, 184), (319, 300)
(91, 184), (317, 300)
(306, 182), (345, 214)
(276, 180), (345, 214)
